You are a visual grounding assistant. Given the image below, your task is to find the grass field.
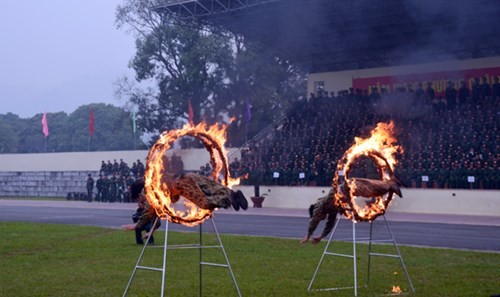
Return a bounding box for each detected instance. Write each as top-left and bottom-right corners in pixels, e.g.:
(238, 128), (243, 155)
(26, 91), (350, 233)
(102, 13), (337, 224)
(1, 222), (498, 297)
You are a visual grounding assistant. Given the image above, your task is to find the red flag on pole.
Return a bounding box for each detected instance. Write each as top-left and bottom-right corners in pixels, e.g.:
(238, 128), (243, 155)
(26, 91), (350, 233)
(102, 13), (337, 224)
(41, 112), (49, 137)
(89, 108), (95, 136)
(188, 99), (194, 125)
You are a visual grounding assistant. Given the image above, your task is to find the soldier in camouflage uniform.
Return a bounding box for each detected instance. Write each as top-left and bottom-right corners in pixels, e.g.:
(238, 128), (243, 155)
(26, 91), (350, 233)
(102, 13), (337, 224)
(166, 172), (248, 211)
(301, 177), (403, 244)
(122, 182), (160, 244)
(95, 174), (104, 202)
(101, 175), (110, 202)
(86, 173), (94, 202)
(123, 172), (249, 244)
(87, 173), (94, 202)
(109, 175), (118, 202)
(300, 189), (338, 244)
(117, 175), (126, 203)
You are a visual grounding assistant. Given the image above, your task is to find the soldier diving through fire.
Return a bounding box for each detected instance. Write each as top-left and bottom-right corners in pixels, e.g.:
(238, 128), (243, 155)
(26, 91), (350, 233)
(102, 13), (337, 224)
(163, 172), (249, 211)
(301, 176), (403, 244)
(123, 174), (248, 242)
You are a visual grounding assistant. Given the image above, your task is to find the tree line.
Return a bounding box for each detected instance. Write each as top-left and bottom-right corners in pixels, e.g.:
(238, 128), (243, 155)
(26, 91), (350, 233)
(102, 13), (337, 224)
(0, 104), (145, 153)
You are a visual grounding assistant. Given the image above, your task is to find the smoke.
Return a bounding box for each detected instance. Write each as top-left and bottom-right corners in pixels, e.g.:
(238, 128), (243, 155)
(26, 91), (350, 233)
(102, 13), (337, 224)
(391, 0), (499, 65)
(372, 92), (432, 120)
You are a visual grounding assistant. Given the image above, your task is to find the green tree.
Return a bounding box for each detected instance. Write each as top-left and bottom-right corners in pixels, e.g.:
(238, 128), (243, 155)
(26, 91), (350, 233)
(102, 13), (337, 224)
(16, 114), (47, 153)
(115, 0), (306, 146)
(0, 113), (20, 153)
(221, 40), (307, 145)
(1, 104), (145, 153)
(44, 112), (71, 152)
(69, 104), (145, 151)
(116, 0), (233, 134)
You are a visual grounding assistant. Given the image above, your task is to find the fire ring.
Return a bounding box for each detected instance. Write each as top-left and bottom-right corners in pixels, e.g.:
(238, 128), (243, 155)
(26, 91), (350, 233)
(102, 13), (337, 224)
(332, 121), (402, 223)
(144, 122), (236, 226)
(334, 150), (395, 222)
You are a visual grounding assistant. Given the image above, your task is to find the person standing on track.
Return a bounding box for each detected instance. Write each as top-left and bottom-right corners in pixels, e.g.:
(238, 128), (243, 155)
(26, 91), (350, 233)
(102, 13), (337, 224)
(86, 173), (94, 203)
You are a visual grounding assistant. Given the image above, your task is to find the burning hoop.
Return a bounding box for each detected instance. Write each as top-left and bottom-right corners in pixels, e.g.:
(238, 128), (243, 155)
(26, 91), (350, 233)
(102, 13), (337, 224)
(333, 121), (403, 222)
(144, 121), (240, 226)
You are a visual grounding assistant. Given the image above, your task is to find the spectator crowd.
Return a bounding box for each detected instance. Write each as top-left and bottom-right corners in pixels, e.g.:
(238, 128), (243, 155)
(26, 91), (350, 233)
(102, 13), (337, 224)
(230, 76), (499, 190)
(86, 154), (186, 203)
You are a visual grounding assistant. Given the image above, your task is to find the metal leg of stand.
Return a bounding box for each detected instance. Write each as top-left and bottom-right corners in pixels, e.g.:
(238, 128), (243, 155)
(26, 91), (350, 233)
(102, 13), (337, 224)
(366, 216), (415, 293)
(308, 215), (415, 295)
(381, 216), (415, 293)
(307, 215), (342, 291)
(124, 217), (241, 297)
(123, 216), (166, 297)
(308, 216), (360, 295)
(367, 221), (374, 288)
(210, 218), (242, 297)
(352, 221), (358, 297)
(199, 223), (203, 297)
(161, 219), (169, 297)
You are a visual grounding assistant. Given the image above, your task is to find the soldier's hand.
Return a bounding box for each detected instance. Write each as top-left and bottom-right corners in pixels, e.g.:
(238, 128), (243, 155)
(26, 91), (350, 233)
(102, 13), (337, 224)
(143, 231), (152, 240)
(311, 236), (323, 244)
(122, 224), (136, 231)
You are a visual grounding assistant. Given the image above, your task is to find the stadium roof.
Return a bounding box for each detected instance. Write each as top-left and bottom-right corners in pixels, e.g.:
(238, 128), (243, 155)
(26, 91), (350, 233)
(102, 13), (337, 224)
(154, 0), (500, 73)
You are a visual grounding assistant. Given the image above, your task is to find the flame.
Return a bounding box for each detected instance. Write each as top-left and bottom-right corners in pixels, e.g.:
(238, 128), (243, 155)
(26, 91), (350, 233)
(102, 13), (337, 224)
(391, 285), (402, 294)
(333, 121), (403, 222)
(144, 121), (240, 226)
(343, 121), (401, 178)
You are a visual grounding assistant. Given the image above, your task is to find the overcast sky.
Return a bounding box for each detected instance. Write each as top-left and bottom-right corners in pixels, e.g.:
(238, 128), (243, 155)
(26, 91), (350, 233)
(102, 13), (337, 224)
(0, 0), (136, 118)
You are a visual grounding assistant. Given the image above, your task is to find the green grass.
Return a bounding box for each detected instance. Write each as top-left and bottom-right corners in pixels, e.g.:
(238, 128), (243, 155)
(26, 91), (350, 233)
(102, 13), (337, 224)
(1, 223), (498, 297)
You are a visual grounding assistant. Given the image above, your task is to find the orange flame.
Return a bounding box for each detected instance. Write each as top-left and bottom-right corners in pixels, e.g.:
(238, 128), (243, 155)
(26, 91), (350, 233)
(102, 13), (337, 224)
(391, 285), (402, 294)
(333, 121), (403, 222)
(144, 121), (240, 226)
(343, 121), (401, 178)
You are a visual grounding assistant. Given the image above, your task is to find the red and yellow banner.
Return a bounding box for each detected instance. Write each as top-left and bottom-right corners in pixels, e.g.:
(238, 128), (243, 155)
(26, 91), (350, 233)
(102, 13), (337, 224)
(352, 67), (500, 96)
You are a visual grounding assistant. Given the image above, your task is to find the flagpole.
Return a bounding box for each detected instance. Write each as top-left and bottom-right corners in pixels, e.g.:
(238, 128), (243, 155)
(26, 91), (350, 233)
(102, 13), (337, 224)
(89, 107), (95, 152)
(132, 107), (137, 150)
(41, 112), (49, 152)
(245, 98), (251, 144)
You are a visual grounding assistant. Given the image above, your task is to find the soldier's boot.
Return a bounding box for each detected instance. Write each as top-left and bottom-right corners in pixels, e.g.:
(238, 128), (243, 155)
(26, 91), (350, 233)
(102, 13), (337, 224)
(230, 191), (240, 211)
(236, 190), (248, 210)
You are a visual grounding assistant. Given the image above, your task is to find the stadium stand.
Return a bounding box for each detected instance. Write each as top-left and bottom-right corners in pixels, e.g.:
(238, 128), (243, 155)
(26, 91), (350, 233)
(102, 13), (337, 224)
(233, 82), (499, 190)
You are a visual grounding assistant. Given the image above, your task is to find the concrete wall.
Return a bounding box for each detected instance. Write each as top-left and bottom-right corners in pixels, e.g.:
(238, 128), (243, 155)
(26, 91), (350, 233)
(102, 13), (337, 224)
(235, 185), (500, 218)
(0, 149), (238, 198)
(0, 151), (498, 217)
(307, 56), (500, 95)
(0, 149), (241, 172)
(0, 171), (100, 197)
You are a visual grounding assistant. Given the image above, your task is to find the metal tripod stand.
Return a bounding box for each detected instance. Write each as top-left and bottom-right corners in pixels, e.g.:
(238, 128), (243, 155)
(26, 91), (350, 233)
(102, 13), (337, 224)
(308, 215), (415, 296)
(123, 216), (242, 297)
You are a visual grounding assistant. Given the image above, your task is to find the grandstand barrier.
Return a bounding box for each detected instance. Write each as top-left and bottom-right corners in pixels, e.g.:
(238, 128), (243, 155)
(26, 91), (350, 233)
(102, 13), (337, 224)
(0, 151), (498, 217)
(235, 186), (500, 218)
(0, 149), (241, 172)
(0, 171), (99, 198)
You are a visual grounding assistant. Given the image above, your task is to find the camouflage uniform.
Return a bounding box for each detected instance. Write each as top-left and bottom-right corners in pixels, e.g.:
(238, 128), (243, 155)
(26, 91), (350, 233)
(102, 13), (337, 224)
(101, 176), (110, 202)
(109, 176), (117, 202)
(117, 176), (125, 203)
(135, 200), (157, 229)
(170, 173), (232, 210)
(95, 175), (104, 202)
(306, 190), (338, 240)
(135, 197), (160, 244)
(86, 174), (94, 202)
